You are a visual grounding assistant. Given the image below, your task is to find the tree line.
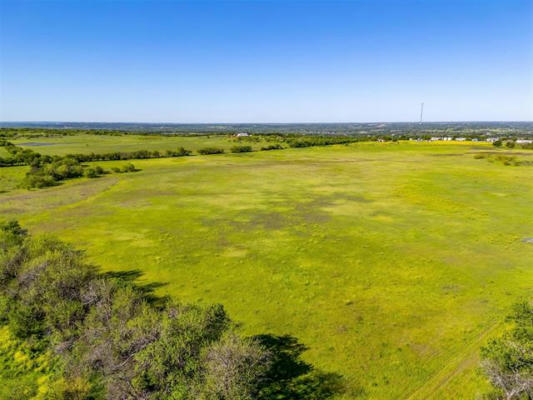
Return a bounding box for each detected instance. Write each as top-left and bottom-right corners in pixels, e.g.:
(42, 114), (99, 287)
(0, 221), (346, 399)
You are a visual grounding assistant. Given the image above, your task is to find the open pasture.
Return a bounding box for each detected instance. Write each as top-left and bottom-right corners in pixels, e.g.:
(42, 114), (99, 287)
(1, 141), (532, 398)
(10, 133), (272, 155)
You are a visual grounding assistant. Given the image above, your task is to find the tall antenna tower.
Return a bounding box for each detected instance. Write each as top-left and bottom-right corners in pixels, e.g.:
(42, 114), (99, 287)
(419, 102), (424, 124)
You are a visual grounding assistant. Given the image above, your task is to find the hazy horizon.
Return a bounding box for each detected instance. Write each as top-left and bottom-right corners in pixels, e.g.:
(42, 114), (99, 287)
(1, 120), (533, 125)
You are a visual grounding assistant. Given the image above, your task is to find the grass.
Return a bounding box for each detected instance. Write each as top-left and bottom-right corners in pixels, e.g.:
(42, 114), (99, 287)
(1, 140), (532, 398)
(10, 133), (279, 155)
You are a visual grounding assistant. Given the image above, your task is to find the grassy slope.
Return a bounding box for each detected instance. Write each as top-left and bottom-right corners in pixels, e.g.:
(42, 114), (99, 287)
(1, 141), (532, 398)
(10, 133), (272, 155)
(0, 166), (28, 193)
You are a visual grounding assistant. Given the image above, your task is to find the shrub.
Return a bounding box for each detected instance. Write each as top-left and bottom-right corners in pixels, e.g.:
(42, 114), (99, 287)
(231, 145), (253, 153)
(84, 168), (98, 178)
(481, 301), (533, 399)
(166, 147), (192, 157)
(198, 147), (225, 155)
(261, 144), (283, 151)
(22, 174), (57, 189)
(121, 163), (136, 172)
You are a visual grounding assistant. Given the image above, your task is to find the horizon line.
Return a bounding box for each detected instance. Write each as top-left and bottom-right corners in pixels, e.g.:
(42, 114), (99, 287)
(1, 120), (532, 125)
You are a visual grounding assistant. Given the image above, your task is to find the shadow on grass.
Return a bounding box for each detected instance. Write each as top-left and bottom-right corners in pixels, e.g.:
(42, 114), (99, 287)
(254, 334), (358, 400)
(102, 269), (169, 306)
(103, 271), (356, 398)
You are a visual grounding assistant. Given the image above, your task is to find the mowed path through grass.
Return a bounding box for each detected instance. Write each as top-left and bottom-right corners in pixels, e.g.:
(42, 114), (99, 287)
(1, 142), (532, 398)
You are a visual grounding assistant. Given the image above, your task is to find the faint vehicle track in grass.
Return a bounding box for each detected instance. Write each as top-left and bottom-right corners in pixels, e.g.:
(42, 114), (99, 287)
(0, 176), (119, 215)
(405, 322), (501, 400)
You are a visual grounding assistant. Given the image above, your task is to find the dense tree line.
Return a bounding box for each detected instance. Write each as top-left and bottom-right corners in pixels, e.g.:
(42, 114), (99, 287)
(0, 140), (193, 168)
(481, 301), (532, 399)
(0, 222), (345, 399)
(198, 147), (225, 155)
(260, 144), (284, 151)
(66, 148), (192, 162)
(0, 139), (45, 166)
(22, 157), (138, 189)
(287, 136), (359, 148)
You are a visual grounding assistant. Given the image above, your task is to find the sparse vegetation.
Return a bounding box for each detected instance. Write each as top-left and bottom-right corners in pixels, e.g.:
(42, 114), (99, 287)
(473, 153), (533, 166)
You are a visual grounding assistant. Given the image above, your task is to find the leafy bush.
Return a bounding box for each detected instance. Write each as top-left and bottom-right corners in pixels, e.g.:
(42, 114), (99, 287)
(231, 145), (253, 153)
(121, 163), (136, 172)
(481, 301), (533, 399)
(166, 147), (192, 157)
(261, 144), (283, 151)
(84, 168), (98, 178)
(198, 147), (225, 155)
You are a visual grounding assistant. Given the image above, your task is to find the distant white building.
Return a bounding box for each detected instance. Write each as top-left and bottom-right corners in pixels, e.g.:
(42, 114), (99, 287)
(236, 132), (249, 137)
(455, 137), (466, 141)
(516, 139), (533, 144)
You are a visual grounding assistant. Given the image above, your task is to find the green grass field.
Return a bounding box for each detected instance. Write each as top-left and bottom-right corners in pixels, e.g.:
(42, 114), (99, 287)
(10, 133), (277, 155)
(1, 139), (532, 398)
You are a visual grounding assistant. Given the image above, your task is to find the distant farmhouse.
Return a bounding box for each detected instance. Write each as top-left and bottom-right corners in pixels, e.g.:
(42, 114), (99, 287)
(236, 132), (249, 137)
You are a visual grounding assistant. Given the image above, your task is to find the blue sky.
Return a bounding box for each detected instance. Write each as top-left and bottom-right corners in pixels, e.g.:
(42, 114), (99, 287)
(0, 0), (532, 122)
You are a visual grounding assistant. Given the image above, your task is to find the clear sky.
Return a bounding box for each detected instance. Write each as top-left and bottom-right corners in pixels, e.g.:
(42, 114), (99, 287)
(0, 0), (532, 123)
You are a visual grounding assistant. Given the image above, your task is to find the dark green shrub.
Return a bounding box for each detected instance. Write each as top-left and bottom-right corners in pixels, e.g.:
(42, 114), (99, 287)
(198, 147), (225, 155)
(231, 145), (253, 153)
(166, 147), (192, 157)
(121, 163), (136, 172)
(84, 168), (98, 178)
(261, 144), (283, 151)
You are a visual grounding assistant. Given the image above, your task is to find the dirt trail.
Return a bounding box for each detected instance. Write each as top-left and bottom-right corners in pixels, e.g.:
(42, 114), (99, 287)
(405, 322), (501, 400)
